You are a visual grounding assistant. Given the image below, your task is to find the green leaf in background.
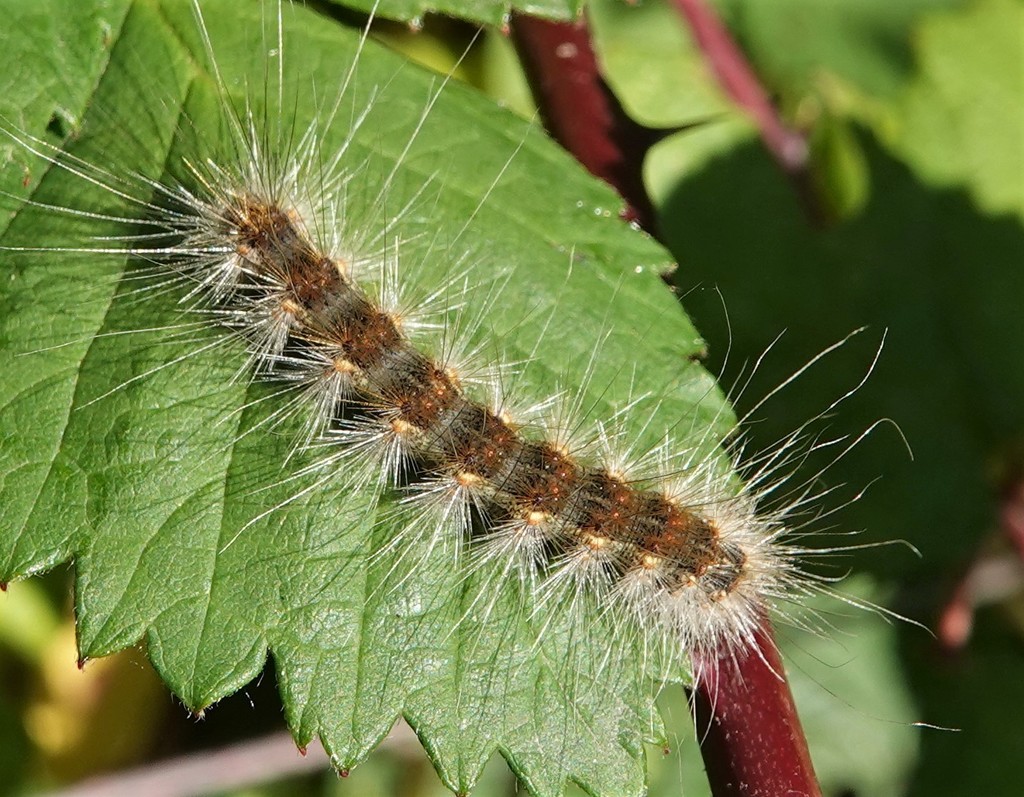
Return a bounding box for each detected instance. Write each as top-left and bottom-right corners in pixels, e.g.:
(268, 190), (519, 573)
(0, 1), (736, 795)
(893, 0), (1024, 221)
(590, 0), (731, 128)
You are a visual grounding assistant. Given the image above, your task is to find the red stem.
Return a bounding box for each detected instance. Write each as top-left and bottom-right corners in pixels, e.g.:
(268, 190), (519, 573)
(939, 476), (1024, 650)
(691, 618), (821, 797)
(509, 13), (659, 232)
(670, 0), (827, 223)
(509, 13), (822, 797)
(671, 0), (807, 173)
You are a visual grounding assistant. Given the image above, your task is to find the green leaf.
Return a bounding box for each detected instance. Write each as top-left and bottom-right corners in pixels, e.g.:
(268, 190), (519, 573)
(0, 1), (731, 795)
(893, 0), (1024, 221)
(589, 0), (732, 128)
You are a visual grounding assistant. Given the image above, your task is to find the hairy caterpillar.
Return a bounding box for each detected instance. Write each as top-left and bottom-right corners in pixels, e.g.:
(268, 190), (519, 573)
(0, 0), (915, 795)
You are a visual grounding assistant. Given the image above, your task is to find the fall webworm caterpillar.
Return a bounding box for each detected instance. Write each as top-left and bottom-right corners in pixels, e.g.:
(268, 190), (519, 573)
(0, 0), (917, 794)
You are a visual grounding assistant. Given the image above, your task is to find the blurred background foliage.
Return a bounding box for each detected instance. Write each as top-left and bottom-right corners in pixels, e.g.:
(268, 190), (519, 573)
(2, 0), (1021, 795)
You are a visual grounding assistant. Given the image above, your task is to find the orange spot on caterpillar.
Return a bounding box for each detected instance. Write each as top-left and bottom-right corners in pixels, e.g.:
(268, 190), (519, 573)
(443, 365), (462, 387)
(333, 357), (357, 376)
(390, 418), (417, 438)
(641, 554), (662, 569)
(456, 471), (485, 489)
(279, 297), (302, 318)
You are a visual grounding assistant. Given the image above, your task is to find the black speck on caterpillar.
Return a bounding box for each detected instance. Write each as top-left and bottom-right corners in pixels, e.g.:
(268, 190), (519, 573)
(0, 1), (914, 795)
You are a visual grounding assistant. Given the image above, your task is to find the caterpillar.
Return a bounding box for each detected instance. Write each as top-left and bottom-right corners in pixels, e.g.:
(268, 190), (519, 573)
(0, 0), (907, 795)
